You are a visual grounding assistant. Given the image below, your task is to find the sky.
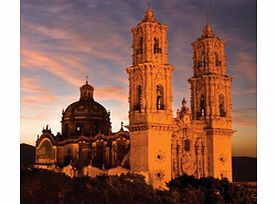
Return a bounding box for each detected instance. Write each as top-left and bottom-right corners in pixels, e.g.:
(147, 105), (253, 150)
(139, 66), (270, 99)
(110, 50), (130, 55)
(20, 0), (257, 157)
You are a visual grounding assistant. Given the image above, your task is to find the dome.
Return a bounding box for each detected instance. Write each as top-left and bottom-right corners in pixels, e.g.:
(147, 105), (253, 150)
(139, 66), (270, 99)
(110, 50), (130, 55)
(201, 24), (215, 38)
(79, 79), (94, 101)
(63, 100), (108, 118)
(61, 80), (111, 139)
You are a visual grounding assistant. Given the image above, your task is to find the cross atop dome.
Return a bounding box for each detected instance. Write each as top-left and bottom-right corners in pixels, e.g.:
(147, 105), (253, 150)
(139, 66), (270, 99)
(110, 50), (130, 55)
(80, 78), (94, 100)
(85, 75), (88, 85)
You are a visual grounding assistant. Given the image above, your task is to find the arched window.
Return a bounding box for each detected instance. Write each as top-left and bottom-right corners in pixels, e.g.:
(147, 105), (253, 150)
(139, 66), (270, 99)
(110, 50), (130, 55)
(76, 123), (84, 136)
(139, 37), (143, 48)
(38, 140), (54, 160)
(154, 37), (161, 54)
(193, 51), (197, 67)
(95, 141), (104, 167)
(215, 52), (221, 66)
(64, 148), (73, 166)
(64, 123), (69, 136)
(136, 37), (143, 54)
(94, 123), (100, 135)
(156, 85), (164, 110)
(184, 139), (190, 151)
(199, 52), (205, 67)
(134, 85), (142, 111)
(219, 94), (226, 117)
(199, 95), (205, 118)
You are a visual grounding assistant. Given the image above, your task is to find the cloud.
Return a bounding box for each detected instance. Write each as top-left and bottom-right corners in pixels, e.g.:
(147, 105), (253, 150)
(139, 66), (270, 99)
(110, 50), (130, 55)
(21, 114), (47, 121)
(21, 76), (48, 94)
(21, 76), (56, 106)
(21, 95), (56, 106)
(21, 12), (130, 67)
(20, 0), (257, 157)
(232, 87), (256, 96)
(21, 18), (130, 88)
(233, 107), (256, 127)
(95, 86), (128, 102)
(233, 52), (257, 82)
(21, 48), (85, 87)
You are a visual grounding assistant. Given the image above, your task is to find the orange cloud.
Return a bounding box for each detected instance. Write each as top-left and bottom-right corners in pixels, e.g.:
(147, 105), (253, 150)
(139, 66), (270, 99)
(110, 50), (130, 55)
(21, 76), (48, 94)
(21, 114), (47, 121)
(232, 87), (256, 96)
(21, 95), (56, 106)
(21, 20), (129, 68)
(21, 76), (56, 106)
(233, 52), (256, 82)
(233, 107), (256, 127)
(21, 21), (92, 53)
(21, 48), (85, 87)
(95, 86), (128, 102)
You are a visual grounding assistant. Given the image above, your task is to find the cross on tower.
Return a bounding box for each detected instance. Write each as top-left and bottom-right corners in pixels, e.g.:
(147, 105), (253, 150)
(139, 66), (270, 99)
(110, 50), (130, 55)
(147, 0), (151, 8)
(206, 0), (212, 25)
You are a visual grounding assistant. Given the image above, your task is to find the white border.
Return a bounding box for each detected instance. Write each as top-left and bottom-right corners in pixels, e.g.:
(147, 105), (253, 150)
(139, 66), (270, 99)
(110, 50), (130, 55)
(0, 0), (20, 203)
(258, 0), (277, 202)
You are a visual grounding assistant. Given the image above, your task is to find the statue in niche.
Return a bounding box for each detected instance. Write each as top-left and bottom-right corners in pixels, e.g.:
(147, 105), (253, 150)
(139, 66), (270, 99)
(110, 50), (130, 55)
(176, 97), (191, 125)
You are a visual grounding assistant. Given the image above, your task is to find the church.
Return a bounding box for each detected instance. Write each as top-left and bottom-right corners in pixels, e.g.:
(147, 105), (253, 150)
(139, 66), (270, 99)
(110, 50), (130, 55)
(34, 6), (235, 189)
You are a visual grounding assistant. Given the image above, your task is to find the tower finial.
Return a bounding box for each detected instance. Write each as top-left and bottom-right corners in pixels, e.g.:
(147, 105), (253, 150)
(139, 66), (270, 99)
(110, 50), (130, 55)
(142, 1), (156, 22)
(85, 75), (88, 85)
(120, 121), (124, 131)
(147, 0), (151, 9)
(80, 75), (94, 100)
(202, 1), (215, 39)
(206, 0), (212, 25)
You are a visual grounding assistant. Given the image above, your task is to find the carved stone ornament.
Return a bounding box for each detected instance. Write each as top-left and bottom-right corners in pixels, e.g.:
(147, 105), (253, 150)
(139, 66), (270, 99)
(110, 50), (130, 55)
(219, 154), (227, 164)
(156, 150), (166, 163)
(155, 169), (165, 181)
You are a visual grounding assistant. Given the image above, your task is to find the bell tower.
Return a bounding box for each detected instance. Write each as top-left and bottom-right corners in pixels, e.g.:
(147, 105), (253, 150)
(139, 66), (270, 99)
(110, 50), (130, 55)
(189, 24), (235, 181)
(126, 6), (174, 189)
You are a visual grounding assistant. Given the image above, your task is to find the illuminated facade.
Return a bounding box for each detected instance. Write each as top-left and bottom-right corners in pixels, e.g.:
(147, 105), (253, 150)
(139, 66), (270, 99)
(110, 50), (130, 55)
(126, 7), (174, 189)
(126, 7), (234, 188)
(35, 6), (234, 189)
(35, 80), (130, 171)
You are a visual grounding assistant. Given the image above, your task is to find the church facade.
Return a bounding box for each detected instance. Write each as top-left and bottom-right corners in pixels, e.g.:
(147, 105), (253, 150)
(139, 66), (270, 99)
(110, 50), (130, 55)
(35, 81), (130, 171)
(34, 7), (234, 189)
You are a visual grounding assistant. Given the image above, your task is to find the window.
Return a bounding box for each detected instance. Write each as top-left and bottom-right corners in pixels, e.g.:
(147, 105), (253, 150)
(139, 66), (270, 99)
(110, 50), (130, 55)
(136, 37), (143, 54)
(64, 123), (69, 136)
(215, 52), (221, 66)
(76, 123), (84, 136)
(199, 53), (205, 67)
(94, 124), (100, 135)
(38, 140), (54, 160)
(156, 85), (164, 110)
(184, 139), (190, 151)
(64, 155), (73, 166)
(198, 95), (205, 117)
(154, 37), (162, 54)
(134, 85), (142, 111)
(219, 95), (226, 117)
(193, 51), (198, 67)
